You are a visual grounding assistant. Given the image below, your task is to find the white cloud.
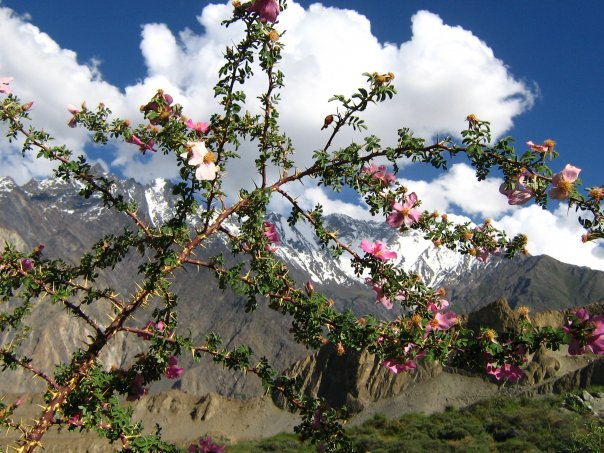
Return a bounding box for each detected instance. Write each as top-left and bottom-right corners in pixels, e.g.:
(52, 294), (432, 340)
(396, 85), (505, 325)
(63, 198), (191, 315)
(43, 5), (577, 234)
(495, 204), (604, 271)
(3, 2), (601, 270)
(399, 163), (511, 219)
(0, 3), (534, 186)
(0, 7), (125, 184)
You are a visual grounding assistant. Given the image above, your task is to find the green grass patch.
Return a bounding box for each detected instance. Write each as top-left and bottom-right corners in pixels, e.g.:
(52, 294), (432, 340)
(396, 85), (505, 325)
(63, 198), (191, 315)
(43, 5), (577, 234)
(228, 392), (604, 452)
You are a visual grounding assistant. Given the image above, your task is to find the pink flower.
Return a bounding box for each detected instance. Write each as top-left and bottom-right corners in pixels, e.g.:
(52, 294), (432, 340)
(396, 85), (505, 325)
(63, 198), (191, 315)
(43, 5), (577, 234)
(0, 77), (13, 95)
(128, 135), (157, 153)
(246, 0), (280, 23)
(68, 413), (82, 425)
(427, 298), (449, 312)
(365, 278), (393, 310)
(66, 104), (81, 128)
(67, 104), (80, 115)
(188, 436), (225, 453)
(381, 358), (417, 374)
(188, 142), (218, 180)
(381, 344), (426, 374)
(360, 239), (397, 261)
(362, 163), (395, 187)
(165, 356), (183, 379)
(526, 140), (550, 153)
(387, 192), (421, 228)
(186, 119), (210, 134)
(486, 362), (524, 382)
(262, 222), (280, 252)
(564, 309), (604, 355)
(550, 164), (581, 200)
(21, 259), (33, 271)
(138, 320), (166, 340)
(499, 170), (534, 206)
(425, 311), (458, 333)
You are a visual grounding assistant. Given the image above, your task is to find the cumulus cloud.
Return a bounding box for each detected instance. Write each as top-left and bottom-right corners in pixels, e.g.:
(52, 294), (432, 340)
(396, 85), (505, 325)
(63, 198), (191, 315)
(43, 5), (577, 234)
(399, 163), (511, 219)
(0, 7), (125, 183)
(2, 2), (600, 270)
(0, 3), (534, 185)
(398, 164), (604, 270)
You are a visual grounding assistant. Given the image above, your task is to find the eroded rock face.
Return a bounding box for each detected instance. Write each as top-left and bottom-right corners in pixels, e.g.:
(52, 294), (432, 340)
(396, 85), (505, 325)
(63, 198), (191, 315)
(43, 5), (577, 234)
(524, 347), (562, 386)
(274, 343), (442, 414)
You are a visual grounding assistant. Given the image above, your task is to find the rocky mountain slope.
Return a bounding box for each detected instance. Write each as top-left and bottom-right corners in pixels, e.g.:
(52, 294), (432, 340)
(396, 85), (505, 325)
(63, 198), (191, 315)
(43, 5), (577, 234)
(0, 171), (603, 401)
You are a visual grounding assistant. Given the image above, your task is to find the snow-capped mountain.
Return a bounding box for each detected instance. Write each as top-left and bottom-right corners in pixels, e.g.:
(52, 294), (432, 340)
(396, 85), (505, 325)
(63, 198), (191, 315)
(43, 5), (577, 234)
(1, 170), (603, 399)
(268, 211), (488, 289)
(1, 170), (602, 315)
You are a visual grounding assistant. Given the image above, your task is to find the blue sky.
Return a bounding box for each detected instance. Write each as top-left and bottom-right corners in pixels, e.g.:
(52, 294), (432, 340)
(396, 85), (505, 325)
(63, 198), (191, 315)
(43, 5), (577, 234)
(1, 1), (603, 269)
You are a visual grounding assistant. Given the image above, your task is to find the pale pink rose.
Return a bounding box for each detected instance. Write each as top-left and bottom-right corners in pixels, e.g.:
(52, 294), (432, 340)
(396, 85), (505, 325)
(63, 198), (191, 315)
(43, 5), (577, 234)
(188, 142), (218, 180)
(550, 164), (581, 200)
(387, 192), (421, 228)
(360, 239), (397, 261)
(425, 311), (458, 332)
(185, 119), (210, 134)
(362, 163), (395, 187)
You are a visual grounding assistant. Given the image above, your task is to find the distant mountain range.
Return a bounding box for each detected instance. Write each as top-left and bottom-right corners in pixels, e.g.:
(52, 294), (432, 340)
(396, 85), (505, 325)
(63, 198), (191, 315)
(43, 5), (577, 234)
(1, 169), (603, 398)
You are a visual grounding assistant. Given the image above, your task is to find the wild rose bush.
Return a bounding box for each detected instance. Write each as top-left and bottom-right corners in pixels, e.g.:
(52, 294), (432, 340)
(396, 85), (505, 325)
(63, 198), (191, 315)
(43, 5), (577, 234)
(1, 1), (603, 452)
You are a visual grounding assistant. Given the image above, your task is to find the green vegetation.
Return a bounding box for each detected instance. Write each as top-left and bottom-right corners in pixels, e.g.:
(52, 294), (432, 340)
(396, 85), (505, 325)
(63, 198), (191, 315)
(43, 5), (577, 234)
(228, 392), (603, 452)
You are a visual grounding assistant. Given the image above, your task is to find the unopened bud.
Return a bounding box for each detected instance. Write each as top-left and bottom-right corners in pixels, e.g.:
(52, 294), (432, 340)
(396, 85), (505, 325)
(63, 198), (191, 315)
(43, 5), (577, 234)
(305, 281), (314, 295)
(335, 342), (345, 356)
(432, 238), (441, 247)
(321, 114), (334, 130)
(431, 211), (439, 218)
(441, 214), (448, 222)
(21, 101), (33, 111)
(582, 233), (592, 243)
(435, 287), (446, 297)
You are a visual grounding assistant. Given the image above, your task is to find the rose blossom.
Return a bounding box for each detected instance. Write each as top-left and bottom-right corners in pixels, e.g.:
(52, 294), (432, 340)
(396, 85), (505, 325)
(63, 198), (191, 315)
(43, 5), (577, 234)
(550, 164), (581, 200)
(246, 0), (280, 23)
(387, 192), (421, 228)
(185, 118), (210, 134)
(188, 141), (218, 180)
(361, 163), (395, 187)
(165, 356), (183, 379)
(360, 239), (397, 262)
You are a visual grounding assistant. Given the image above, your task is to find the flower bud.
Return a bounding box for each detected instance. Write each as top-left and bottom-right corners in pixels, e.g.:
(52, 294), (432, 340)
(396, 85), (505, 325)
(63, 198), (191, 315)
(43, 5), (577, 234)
(336, 342), (345, 356)
(305, 281), (314, 295)
(21, 101), (33, 111)
(321, 114), (334, 130)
